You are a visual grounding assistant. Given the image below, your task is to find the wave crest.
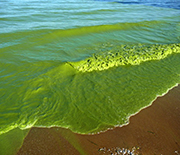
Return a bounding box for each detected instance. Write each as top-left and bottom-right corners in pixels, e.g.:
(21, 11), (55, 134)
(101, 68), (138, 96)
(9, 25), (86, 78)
(69, 43), (180, 72)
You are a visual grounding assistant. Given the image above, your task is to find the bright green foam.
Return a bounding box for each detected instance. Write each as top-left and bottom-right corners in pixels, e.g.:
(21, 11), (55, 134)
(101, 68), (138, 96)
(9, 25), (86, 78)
(69, 43), (180, 72)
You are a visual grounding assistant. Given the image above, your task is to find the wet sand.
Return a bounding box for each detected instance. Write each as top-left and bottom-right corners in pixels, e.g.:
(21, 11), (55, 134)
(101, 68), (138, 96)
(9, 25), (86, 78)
(17, 85), (180, 155)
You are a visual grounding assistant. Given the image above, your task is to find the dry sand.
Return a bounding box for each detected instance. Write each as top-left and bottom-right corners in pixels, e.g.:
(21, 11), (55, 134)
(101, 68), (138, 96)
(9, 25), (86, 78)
(17, 85), (180, 155)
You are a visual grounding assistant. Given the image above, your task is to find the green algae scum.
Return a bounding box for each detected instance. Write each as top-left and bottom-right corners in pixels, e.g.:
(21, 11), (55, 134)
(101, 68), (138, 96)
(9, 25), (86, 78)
(69, 43), (180, 72)
(0, 0), (180, 154)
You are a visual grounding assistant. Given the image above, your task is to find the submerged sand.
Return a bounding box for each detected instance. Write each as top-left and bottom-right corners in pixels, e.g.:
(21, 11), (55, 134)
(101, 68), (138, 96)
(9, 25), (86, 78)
(17, 85), (180, 155)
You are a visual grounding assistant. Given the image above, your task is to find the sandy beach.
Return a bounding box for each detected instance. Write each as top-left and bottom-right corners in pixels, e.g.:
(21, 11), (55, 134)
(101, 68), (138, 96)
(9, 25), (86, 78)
(17, 85), (180, 155)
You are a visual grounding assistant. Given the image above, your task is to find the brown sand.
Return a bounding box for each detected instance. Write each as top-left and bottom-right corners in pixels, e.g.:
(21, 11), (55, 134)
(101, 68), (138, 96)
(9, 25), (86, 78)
(17, 85), (180, 155)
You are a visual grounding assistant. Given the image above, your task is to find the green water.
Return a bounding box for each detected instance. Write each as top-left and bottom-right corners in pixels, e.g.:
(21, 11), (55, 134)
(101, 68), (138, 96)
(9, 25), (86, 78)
(0, 0), (180, 154)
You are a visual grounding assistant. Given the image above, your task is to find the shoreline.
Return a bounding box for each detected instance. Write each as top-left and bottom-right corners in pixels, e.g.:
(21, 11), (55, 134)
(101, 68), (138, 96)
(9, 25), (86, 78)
(17, 85), (180, 155)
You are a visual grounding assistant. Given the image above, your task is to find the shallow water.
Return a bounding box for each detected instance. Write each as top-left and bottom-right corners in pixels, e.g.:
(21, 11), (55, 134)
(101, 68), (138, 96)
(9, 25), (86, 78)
(0, 0), (180, 148)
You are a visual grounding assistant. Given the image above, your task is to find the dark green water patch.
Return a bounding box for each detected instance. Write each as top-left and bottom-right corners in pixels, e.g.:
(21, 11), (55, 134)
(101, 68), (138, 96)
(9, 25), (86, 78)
(0, 128), (29, 155)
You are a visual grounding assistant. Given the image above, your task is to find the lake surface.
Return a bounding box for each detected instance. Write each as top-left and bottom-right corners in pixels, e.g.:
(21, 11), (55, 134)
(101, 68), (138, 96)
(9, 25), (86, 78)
(0, 0), (180, 140)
